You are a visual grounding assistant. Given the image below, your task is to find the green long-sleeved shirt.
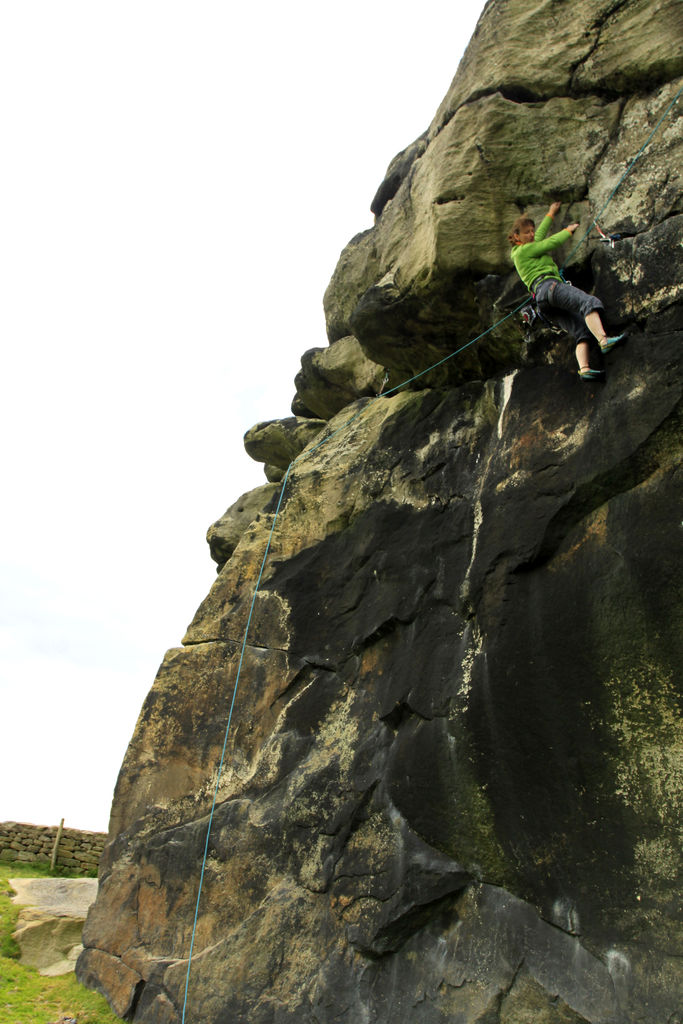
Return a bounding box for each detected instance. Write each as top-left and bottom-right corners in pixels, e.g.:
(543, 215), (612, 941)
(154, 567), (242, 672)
(510, 215), (571, 291)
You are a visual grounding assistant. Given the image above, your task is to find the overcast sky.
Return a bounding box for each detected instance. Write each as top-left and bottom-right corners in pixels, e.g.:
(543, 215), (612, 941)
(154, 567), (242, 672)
(0, 1), (486, 833)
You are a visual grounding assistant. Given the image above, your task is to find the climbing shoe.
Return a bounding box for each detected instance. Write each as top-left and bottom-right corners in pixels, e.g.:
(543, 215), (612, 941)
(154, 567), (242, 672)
(578, 367), (605, 381)
(600, 333), (627, 353)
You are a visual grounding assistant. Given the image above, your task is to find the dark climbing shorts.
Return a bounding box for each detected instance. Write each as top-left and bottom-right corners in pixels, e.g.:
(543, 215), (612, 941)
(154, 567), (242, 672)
(534, 279), (604, 344)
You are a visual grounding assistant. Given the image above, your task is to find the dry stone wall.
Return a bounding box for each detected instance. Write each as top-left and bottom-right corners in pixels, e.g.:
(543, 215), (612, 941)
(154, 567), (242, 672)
(0, 821), (105, 875)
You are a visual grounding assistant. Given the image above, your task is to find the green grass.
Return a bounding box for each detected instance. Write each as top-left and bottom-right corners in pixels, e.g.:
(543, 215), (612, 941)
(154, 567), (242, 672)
(0, 861), (120, 1024)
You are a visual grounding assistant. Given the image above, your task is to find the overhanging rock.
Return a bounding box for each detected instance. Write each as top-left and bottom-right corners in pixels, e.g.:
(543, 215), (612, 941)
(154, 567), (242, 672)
(78, 1), (683, 1021)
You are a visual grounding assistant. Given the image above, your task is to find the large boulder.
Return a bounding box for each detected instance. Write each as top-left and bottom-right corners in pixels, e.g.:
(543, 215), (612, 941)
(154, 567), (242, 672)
(206, 482), (280, 570)
(11, 877), (97, 977)
(323, 2), (682, 389)
(79, 324), (682, 1022)
(78, 1), (683, 1021)
(292, 336), (389, 420)
(243, 416), (326, 481)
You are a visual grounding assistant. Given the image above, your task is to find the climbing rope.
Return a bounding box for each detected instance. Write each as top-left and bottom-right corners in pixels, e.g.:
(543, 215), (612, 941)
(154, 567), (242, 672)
(180, 80), (681, 1021)
(561, 82), (683, 269)
(180, 463), (292, 1023)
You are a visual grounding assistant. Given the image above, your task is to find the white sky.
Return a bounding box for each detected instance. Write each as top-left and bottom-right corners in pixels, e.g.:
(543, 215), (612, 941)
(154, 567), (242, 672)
(0, 1), (486, 833)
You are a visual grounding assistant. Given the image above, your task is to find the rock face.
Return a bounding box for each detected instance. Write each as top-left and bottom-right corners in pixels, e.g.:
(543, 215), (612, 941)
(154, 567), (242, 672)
(78, 1), (683, 1022)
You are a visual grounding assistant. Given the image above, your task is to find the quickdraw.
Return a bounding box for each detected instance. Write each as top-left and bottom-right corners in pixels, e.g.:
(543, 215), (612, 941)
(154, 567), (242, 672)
(592, 221), (621, 248)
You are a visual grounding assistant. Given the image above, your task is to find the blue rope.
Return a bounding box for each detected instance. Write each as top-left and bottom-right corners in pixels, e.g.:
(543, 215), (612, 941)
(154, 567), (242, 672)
(562, 82), (682, 269)
(179, 80), (681, 1021)
(181, 462), (292, 1023)
(179, 302), (529, 1023)
(296, 303), (529, 462)
(380, 305), (527, 397)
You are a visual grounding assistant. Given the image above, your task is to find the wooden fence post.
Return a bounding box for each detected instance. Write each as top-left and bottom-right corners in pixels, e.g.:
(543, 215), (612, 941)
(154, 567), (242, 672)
(50, 818), (64, 871)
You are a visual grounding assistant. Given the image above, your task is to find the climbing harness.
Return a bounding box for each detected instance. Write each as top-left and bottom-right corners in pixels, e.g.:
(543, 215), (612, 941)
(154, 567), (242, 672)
(520, 302), (538, 338)
(520, 271), (568, 342)
(180, 81), (682, 1023)
(519, 300), (563, 344)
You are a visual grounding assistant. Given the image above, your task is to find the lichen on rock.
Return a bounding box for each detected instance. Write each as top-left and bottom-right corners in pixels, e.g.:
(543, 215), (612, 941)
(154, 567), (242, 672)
(78, 1), (683, 1021)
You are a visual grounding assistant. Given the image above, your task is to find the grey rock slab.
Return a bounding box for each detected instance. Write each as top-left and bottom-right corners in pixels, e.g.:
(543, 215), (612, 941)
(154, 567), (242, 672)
(10, 877), (98, 918)
(10, 877), (98, 976)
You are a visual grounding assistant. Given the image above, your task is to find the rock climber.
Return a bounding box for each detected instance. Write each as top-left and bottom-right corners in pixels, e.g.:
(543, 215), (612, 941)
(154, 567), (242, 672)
(509, 201), (626, 380)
